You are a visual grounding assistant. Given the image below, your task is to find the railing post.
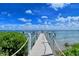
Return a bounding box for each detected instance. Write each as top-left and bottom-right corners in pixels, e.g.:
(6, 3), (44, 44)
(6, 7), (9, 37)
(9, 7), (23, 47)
(53, 38), (55, 55)
(52, 32), (56, 55)
(28, 32), (31, 55)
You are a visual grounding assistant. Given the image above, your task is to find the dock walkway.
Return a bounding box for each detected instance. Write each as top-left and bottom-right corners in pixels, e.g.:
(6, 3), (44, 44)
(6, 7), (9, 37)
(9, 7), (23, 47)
(29, 33), (53, 56)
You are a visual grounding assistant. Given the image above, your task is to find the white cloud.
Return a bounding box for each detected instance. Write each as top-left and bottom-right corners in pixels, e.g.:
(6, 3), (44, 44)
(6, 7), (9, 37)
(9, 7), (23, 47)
(44, 21), (48, 24)
(41, 16), (48, 19)
(0, 23), (79, 30)
(56, 17), (67, 22)
(55, 15), (79, 30)
(1, 15), (79, 30)
(56, 16), (79, 23)
(25, 23), (32, 25)
(48, 22), (52, 25)
(49, 3), (70, 11)
(7, 13), (11, 16)
(1, 12), (7, 15)
(18, 18), (32, 22)
(38, 19), (42, 23)
(1, 12), (11, 16)
(25, 10), (33, 14)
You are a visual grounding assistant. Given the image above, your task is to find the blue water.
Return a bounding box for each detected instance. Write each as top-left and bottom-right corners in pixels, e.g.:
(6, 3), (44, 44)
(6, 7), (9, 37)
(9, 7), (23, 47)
(54, 30), (79, 44)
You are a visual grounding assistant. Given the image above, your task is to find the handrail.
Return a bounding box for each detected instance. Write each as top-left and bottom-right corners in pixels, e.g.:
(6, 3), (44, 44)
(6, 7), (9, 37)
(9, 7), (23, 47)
(54, 39), (65, 56)
(11, 39), (28, 56)
(45, 32), (65, 56)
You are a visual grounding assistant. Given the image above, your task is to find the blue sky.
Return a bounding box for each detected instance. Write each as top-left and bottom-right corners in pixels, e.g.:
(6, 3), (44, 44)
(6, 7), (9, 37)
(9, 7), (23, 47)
(0, 3), (79, 30)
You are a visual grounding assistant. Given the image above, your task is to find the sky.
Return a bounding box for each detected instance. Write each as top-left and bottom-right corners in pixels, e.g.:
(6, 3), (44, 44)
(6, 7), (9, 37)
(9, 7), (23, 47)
(0, 3), (79, 30)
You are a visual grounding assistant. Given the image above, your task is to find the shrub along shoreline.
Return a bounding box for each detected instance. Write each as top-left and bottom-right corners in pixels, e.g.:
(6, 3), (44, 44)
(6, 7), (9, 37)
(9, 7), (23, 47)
(0, 32), (28, 56)
(56, 43), (79, 56)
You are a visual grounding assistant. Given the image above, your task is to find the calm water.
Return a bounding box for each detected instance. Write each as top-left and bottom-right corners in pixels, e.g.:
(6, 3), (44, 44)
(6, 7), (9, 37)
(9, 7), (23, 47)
(44, 30), (79, 50)
(54, 30), (79, 45)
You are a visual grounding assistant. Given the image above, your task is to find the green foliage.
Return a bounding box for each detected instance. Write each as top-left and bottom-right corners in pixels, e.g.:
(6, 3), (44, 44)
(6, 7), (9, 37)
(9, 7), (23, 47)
(63, 48), (79, 56)
(56, 43), (79, 56)
(0, 32), (28, 56)
(71, 43), (79, 48)
(63, 43), (79, 56)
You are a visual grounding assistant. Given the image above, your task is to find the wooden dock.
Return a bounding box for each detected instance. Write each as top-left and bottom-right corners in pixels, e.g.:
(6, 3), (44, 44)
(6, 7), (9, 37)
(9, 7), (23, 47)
(29, 33), (53, 56)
